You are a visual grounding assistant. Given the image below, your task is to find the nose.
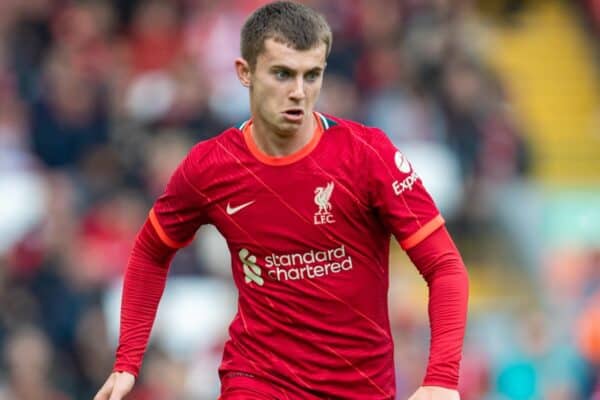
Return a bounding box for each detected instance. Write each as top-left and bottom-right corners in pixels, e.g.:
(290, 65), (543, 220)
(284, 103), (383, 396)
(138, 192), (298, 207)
(289, 77), (306, 101)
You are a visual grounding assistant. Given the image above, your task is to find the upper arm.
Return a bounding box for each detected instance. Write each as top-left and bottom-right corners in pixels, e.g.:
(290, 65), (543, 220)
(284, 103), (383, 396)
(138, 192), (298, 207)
(366, 128), (444, 251)
(150, 147), (210, 249)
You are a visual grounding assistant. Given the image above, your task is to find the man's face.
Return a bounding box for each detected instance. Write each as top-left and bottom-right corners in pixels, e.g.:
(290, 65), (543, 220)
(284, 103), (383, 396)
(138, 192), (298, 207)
(243, 38), (327, 136)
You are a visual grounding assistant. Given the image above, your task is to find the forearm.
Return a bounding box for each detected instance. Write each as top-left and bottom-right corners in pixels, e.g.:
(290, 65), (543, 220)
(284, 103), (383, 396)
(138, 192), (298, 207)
(422, 260), (469, 388)
(113, 219), (176, 377)
(406, 226), (469, 389)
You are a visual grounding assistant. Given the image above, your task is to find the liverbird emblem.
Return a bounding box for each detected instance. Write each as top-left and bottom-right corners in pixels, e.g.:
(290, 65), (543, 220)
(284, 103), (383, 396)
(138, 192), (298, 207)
(313, 182), (335, 224)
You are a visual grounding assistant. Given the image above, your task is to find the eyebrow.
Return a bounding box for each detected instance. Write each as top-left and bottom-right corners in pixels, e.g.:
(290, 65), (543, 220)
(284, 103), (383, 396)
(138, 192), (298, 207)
(270, 65), (324, 74)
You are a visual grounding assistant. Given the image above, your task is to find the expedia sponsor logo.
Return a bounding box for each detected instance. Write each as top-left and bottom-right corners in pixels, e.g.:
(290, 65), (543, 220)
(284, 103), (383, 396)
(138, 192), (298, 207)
(239, 246), (353, 285)
(394, 151), (411, 173)
(392, 171), (419, 195)
(392, 151), (419, 195)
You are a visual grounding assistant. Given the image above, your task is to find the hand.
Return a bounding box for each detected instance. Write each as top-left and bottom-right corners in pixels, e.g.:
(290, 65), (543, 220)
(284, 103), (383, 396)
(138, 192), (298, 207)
(407, 386), (460, 400)
(94, 371), (135, 400)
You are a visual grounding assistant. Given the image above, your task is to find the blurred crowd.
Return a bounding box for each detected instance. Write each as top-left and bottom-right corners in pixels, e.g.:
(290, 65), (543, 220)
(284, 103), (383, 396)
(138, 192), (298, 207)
(0, 0), (598, 399)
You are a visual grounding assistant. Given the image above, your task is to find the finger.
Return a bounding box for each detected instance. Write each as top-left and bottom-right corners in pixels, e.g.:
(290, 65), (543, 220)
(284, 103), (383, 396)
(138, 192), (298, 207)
(94, 374), (115, 400)
(108, 384), (125, 400)
(109, 386), (130, 400)
(406, 390), (421, 400)
(108, 392), (123, 400)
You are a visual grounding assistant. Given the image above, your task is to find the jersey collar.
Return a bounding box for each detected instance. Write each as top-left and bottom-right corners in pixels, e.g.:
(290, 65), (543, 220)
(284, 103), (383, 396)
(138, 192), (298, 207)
(240, 111), (326, 166)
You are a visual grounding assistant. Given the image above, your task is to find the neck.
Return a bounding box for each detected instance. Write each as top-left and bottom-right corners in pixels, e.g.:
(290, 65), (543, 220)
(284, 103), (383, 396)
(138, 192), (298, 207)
(251, 113), (317, 157)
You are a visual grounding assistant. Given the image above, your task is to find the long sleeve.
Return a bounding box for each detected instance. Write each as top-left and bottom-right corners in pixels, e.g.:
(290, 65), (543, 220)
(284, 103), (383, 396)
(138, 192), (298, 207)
(406, 225), (469, 389)
(111, 142), (211, 377)
(361, 126), (468, 387)
(112, 218), (177, 377)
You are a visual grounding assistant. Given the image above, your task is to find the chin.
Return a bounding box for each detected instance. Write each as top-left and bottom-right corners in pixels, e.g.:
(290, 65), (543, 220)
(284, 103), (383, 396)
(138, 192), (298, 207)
(275, 124), (300, 137)
(276, 118), (303, 131)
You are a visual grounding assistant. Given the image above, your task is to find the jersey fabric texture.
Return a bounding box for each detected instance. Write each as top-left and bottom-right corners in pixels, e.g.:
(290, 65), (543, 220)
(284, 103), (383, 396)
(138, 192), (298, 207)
(115, 112), (467, 399)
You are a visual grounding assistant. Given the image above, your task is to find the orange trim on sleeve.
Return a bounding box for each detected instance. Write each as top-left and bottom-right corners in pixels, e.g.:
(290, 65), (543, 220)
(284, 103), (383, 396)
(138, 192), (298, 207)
(243, 112), (324, 166)
(400, 214), (445, 250)
(148, 208), (189, 249)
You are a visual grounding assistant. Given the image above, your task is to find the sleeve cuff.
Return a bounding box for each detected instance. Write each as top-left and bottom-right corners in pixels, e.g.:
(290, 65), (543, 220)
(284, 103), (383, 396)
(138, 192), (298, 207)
(112, 363), (139, 378)
(422, 378), (459, 390)
(400, 214), (445, 250)
(148, 208), (193, 249)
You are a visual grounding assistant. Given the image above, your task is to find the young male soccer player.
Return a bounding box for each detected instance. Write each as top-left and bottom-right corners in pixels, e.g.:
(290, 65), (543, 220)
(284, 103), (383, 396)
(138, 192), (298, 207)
(95, 2), (468, 399)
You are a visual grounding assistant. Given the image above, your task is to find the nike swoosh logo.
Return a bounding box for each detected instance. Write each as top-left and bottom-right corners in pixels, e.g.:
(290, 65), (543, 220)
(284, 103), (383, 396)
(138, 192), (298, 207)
(226, 200), (255, 215)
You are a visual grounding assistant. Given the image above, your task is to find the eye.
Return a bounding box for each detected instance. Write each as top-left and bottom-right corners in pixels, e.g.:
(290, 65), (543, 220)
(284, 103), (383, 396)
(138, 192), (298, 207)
(275, 70), (290, 80)
(305, 71), (321, 82)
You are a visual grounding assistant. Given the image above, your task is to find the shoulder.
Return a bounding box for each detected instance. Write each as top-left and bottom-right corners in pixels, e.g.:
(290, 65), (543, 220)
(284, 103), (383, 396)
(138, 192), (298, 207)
(186, 126), (241, 165)
(322, 113), (392, 150)
(172, 126), (242, 188)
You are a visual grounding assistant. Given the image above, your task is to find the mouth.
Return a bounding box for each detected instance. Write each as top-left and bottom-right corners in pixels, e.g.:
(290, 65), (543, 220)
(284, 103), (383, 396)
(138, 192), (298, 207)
(282, 109), (305, 122)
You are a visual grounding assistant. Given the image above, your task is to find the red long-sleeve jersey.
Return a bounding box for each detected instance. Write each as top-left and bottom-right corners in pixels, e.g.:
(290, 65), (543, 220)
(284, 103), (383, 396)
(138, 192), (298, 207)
(113, 113), (469, 399)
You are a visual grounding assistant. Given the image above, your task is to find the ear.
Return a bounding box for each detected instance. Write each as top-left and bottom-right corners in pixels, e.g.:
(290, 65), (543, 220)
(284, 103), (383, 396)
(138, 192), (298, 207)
(235, 58), (252, 88)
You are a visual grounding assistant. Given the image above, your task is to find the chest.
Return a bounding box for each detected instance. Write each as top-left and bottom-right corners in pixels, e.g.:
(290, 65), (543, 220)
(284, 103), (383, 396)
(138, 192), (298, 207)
(203, 159), (371, 249)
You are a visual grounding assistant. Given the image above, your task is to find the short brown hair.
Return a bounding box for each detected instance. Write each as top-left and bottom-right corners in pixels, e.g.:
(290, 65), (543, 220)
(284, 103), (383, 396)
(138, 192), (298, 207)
(240, 1), (332, 69)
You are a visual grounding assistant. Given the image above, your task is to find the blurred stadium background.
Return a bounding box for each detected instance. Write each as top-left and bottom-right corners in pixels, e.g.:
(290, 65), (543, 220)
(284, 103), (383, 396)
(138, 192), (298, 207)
(0, 0), (599, 398)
